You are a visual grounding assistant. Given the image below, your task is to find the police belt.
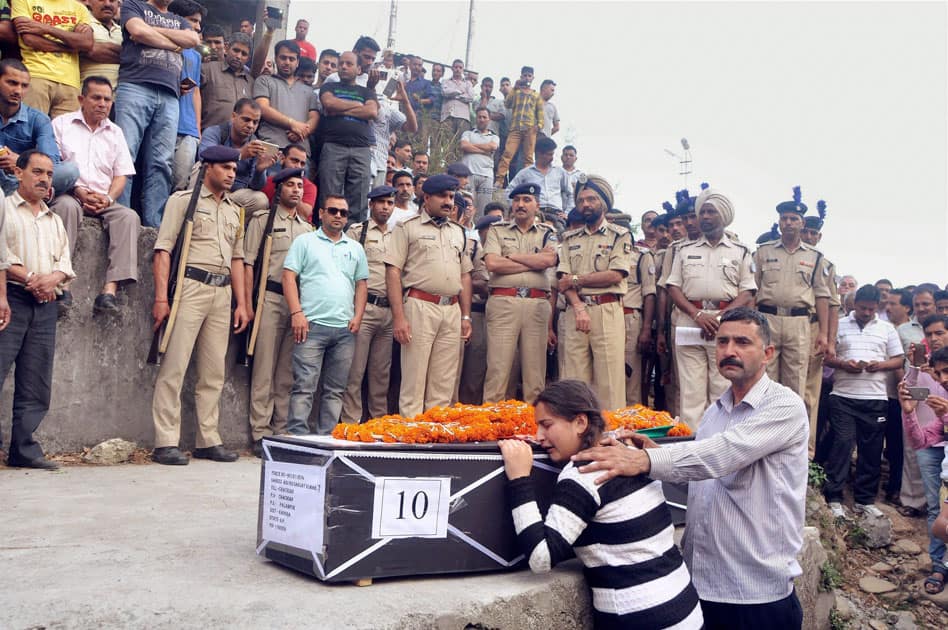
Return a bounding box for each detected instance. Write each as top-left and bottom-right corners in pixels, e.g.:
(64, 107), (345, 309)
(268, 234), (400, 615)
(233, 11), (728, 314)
(471, 302), (486, 313)
(184, 266), (231, 287)
(490, 287), (551, 299)
(578, 294), (621, 306)
(265, 279), (283, 295)
(406, 288), (458, 306)
(367, 293), (391, 308)
(757, 303), (810, 317)
(689, 299), (731, 311)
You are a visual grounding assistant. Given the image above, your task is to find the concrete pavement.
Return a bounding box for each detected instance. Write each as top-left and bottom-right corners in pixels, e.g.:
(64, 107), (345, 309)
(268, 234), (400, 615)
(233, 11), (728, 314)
(1, 458), (590, 630)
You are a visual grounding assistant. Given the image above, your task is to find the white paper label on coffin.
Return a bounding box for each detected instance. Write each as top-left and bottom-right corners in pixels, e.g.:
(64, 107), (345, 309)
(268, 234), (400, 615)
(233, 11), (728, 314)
(371, 476), (452, 539)
(262, 460), (328, 555)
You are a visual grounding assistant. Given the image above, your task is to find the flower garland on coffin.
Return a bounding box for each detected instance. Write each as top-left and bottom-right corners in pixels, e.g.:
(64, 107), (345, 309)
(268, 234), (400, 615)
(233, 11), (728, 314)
(332, 401), (691, 444)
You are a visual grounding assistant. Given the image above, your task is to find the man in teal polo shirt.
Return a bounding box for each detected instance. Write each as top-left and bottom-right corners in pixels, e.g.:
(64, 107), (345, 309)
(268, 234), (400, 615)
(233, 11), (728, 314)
(283, 193), (369, 434)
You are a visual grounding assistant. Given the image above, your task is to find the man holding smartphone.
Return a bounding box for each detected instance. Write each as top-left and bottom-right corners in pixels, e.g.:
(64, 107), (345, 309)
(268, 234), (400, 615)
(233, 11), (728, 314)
(823, 284), (904, 519)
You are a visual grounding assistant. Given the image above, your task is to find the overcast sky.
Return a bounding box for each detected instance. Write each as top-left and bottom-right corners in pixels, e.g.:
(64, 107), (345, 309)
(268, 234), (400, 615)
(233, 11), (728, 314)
(288, 0), (948, 287)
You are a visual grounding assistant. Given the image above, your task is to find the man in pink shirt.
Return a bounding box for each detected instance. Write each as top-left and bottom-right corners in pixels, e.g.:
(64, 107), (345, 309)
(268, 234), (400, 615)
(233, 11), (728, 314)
(49, 76), (139, 313)
(898, 314), (948, 594)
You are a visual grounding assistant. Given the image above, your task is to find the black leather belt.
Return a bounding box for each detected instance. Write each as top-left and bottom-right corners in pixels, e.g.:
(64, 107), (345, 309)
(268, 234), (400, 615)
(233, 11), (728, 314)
(265, 279), (283, 295)
(184, 266), (231, 287)
(757, 303), (809, 317)
(471, 302), (485, 313)
(367, 293), (390, 308)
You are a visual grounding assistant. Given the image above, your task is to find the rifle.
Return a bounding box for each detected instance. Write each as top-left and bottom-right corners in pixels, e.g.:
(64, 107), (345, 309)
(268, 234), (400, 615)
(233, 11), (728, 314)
(241, 181), (284, 366)
(147, 163), (208, 365)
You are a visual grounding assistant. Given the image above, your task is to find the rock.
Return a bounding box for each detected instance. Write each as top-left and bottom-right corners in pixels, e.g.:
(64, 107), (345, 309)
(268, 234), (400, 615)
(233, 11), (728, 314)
(856, 511), (892, 548)
(892, 611), (917, 630)
(795, 527), (832, 630)
(919, 577), (948, 611)
(868, 620), (887, 630)
(81, 438), (137, 465)
(834, 593), (854, 620)
(859, 576), (898, 594)
(892, 538), (923, 554)
(879, 589), (909, 604)
(869, 561), (893, 574)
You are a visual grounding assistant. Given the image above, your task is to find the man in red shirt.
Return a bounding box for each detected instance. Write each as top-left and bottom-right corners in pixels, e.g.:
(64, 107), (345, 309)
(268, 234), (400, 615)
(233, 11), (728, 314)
(293, 18), (316, 61)
(262, 144), (316, 221)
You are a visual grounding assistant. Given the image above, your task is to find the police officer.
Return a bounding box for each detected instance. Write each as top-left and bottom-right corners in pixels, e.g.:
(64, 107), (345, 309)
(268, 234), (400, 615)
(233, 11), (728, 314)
(482, 183), (557, 404)
(655, 200), (691, 417)
(623, 240), (657, 406)
(384, 174), (473, 417)
(341, 185), (397, 423)
(244, 167), (313, 456)
(664, 187), (755, 427)
(151, 146), (250, 465)
(800, 200), (840, 457)
(754, 187), (831, 398)
(556, 174), (632, 411)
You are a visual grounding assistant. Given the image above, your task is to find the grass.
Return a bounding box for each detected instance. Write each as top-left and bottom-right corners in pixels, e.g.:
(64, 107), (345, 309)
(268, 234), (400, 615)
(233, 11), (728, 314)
(809, 461), (827, 489)
(821, 560), (844, 591)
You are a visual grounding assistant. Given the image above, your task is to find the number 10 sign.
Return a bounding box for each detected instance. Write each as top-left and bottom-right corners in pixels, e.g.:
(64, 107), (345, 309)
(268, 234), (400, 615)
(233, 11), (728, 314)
(371, 477), (452, 539)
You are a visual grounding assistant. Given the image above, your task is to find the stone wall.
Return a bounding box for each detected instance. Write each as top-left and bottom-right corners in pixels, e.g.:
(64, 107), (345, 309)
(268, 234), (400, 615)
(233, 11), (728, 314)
(1, 220), (259, 453)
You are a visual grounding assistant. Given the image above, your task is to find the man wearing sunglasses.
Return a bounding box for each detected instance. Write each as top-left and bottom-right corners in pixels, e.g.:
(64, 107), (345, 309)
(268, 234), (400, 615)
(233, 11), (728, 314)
(282, 195), (369, 435)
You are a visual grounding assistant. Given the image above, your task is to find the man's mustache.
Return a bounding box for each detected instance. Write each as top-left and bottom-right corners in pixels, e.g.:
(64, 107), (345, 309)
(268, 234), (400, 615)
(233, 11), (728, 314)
(719, 357), (743, 368)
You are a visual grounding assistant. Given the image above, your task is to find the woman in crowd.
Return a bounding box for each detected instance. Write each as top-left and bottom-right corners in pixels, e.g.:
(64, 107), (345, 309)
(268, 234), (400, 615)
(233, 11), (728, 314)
(498, 380), (702, 629)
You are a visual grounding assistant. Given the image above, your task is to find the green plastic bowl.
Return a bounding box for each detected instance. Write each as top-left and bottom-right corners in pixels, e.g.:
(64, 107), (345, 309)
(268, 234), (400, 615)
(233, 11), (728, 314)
(635, 425), (675, 438)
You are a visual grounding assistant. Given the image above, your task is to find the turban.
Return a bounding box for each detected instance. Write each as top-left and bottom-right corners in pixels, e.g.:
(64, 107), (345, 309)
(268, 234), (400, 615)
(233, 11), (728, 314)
(695, 187), (735, 227)
(575, 173), (614, 211)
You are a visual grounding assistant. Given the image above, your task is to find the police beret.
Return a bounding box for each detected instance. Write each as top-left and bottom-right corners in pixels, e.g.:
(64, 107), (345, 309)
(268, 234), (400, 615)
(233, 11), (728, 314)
(368, 185), (396, 199)
(200, 145), (240, 163)
(566, 208), (583, 225)
(508, 183), (541, 199)
(445, 162), (471, 177)
(475, 215), (502, 231)
(803, 200), (826, 230)
(272, 167), (305, 185)
(775, 185), (807, 216)
(422, 174), (460, 194)
(453, 192), (468, 210)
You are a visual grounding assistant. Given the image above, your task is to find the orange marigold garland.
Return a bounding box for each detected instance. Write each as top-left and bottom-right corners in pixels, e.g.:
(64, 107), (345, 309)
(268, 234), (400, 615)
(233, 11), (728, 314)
(332, 400), (691, 443)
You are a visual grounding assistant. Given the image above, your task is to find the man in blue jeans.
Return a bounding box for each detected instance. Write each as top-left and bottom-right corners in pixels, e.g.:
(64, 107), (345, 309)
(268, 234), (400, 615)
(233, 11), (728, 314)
(282, 193), (368, 435)
(114, 0), (199, 227)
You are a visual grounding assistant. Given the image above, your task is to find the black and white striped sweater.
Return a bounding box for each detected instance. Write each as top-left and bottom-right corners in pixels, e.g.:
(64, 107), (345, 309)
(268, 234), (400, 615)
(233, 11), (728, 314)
(508, 462), (703, 629)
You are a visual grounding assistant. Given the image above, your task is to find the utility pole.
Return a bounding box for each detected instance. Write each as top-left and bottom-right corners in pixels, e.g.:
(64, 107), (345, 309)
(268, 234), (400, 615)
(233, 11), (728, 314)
(464, 0), (475, 68)
(387, 0), (398, 49)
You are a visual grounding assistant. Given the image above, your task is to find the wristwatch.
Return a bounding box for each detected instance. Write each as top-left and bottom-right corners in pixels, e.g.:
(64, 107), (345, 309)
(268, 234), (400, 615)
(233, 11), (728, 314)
(461, 315), (472, 321)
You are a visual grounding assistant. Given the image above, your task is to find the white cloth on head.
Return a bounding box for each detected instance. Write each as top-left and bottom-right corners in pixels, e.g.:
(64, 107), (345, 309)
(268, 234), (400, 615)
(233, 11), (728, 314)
(695, 188), (734, 227)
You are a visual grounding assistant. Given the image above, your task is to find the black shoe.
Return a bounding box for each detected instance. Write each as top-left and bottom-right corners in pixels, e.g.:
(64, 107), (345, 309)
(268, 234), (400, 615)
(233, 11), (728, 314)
(93, 293), (118, 314)
(252, 440), (263, 458)
(152, 446), (190, 465)
(57, 290), (74, 319)
(7, 456), (60, 470)
(192, 445), (238, 462)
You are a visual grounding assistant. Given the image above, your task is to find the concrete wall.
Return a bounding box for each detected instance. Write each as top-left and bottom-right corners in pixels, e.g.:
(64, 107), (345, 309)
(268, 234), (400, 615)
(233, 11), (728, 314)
(1, 220), (260, 454)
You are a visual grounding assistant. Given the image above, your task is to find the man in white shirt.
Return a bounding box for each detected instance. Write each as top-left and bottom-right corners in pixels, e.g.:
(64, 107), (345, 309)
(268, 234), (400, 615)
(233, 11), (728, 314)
(49, 76), (139, 313)
(823, 284), (904, 518)
(460, 107), (498, 219)
(561, 144), (582, 212)
(539, 79), (559, 137)
(386, 170), (417, 229)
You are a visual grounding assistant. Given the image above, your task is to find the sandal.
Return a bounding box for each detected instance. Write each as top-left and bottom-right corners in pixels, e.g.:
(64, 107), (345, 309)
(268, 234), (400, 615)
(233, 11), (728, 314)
(897, 505), (925, 518)
(924, 570), (946, 595)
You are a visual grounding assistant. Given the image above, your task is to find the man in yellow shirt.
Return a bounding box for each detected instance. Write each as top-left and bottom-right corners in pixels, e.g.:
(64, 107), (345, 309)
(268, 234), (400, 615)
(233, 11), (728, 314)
(11, 0), (93, 117)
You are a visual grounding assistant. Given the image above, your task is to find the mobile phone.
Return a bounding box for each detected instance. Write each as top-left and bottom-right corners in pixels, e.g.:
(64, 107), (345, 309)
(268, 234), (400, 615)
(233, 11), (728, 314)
(180, 77), (197, 90)
(257, 141), (280, 157)
(378, 70), (389, 81)
(912, 344), (928, 367)
(908, 387), (930, 401)
(265, 6), (283, 20)
(382, 78), (397, 98)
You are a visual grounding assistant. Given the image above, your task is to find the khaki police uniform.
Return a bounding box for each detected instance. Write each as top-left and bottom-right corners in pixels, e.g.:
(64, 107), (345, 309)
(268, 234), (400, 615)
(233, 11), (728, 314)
(653, 246), (679, 416)
(623, 246), (657, 405)
(804, 256), (839, 455)
(152, 186), (244, 449)
(754, 240), (831, 397)
(458, 238), (489, 404)
(665, 235), (755, 428)
(384, 211), (473, 417)
(244, 205), (312, 440)
(341, 220), (395, 422)
(556, 220), (633, 411)
(482, 220), (556, 404)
